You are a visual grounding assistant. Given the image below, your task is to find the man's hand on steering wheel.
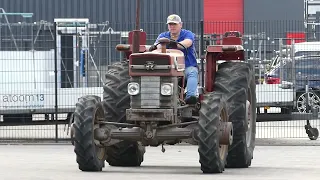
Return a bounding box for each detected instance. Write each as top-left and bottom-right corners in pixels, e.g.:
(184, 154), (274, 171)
(168, 39), (188, 55)
(167, 39), (178, 49)
(150, 38), (188, 54)
(149, 45), (157, 51)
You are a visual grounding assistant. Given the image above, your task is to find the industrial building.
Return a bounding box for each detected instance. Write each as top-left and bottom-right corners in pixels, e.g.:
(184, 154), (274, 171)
(0, 0), (305, 31)
(0, 0), (309, 50)
(0, 0), (310, 43)
(0, 0), (314, 89)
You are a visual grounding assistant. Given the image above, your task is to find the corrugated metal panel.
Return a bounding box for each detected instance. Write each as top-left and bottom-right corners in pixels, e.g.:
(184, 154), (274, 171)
(244, 0), (304, 21)
(243, 0), (305, 57)
(0, 0), (203, 23)
(243, 0), (305, 39)
(0, 0), (203, 47)
(203, 0), (244, 34)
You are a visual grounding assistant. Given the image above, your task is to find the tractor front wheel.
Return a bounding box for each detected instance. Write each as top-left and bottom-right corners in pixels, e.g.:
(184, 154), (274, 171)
(198, 92), (230, 173)
(73, 95), (106, 172)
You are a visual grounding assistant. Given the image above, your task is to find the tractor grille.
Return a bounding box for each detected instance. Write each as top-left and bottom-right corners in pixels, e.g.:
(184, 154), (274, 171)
(131, 76), (174, 109)
(141, 76), (160, 108)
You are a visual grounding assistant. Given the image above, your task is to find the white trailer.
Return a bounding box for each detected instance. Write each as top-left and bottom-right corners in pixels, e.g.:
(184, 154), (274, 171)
(0, 18), (132, 123)
(0, 18), (102, 123)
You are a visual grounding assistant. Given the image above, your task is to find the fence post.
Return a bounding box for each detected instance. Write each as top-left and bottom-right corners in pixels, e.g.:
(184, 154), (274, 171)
(200, 19), (205, 88)
(54, 22), (58, 143)
(279, 38), (283, 85)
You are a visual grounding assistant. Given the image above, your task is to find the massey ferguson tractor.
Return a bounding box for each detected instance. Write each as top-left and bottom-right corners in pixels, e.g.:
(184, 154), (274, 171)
(69, 29), (256, 174)
(69, 0), (256, 174)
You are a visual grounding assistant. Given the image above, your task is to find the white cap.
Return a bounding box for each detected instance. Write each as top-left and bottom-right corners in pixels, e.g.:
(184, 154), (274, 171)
(166, 14), (182, 24)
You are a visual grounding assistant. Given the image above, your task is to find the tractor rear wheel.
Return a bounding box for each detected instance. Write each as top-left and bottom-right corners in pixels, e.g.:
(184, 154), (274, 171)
(73, 95), (106, 171)
(103, 60), (145, 167)
(198, 92), (230, 173)
(105, 141), (145, 166)
(215, 62), (256, 168)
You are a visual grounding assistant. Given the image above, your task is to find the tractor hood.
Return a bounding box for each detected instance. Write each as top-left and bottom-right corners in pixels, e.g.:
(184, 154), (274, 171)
(130, 49), (185, 59)
(128, 49), (186, 77)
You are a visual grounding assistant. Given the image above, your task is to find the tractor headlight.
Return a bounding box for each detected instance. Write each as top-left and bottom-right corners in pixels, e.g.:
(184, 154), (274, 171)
(128, 82), (140, 96)
(161, 83), (173, 96)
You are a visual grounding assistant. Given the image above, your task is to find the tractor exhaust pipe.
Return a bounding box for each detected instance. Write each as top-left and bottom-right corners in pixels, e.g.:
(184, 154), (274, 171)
(132, 0), (141, 53)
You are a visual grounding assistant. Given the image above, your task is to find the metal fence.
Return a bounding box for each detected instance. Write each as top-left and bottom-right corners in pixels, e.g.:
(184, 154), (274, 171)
(0, 20), (319, 143)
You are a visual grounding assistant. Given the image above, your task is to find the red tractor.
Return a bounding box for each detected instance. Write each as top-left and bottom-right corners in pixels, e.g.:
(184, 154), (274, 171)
(69, 29), (256, 174)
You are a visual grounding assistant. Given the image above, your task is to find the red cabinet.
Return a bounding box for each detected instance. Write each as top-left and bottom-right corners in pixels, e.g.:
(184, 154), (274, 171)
(286, 32), (306, 45)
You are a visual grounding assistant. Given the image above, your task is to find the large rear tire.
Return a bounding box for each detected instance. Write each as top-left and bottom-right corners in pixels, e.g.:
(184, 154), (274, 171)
(215, 62), (257, 168)
(73, 95), (105, 172)
(103, 60), (145, 167)
(105, 141), (145, 166)
(198, 92), (230, 173)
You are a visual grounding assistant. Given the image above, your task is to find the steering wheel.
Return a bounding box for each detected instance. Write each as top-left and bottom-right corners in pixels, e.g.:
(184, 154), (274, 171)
(154, 38), (189, 55)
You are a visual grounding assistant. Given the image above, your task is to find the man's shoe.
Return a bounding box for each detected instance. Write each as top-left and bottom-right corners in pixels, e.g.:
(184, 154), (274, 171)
(185, 96), (197, 105)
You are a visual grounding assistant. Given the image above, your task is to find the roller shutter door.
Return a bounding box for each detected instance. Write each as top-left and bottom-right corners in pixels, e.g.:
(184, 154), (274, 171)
(204, 0), (244, 35)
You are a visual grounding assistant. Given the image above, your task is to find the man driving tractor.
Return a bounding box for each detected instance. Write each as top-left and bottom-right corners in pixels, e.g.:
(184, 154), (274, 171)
(150, 14), (198, 105)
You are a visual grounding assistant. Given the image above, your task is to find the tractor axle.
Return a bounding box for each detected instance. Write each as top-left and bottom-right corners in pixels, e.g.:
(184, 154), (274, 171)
(92, 121), (233, 147)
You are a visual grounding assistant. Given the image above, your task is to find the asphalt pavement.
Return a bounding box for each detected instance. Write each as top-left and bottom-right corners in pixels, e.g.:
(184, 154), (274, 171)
(0, 145), (319, 180)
